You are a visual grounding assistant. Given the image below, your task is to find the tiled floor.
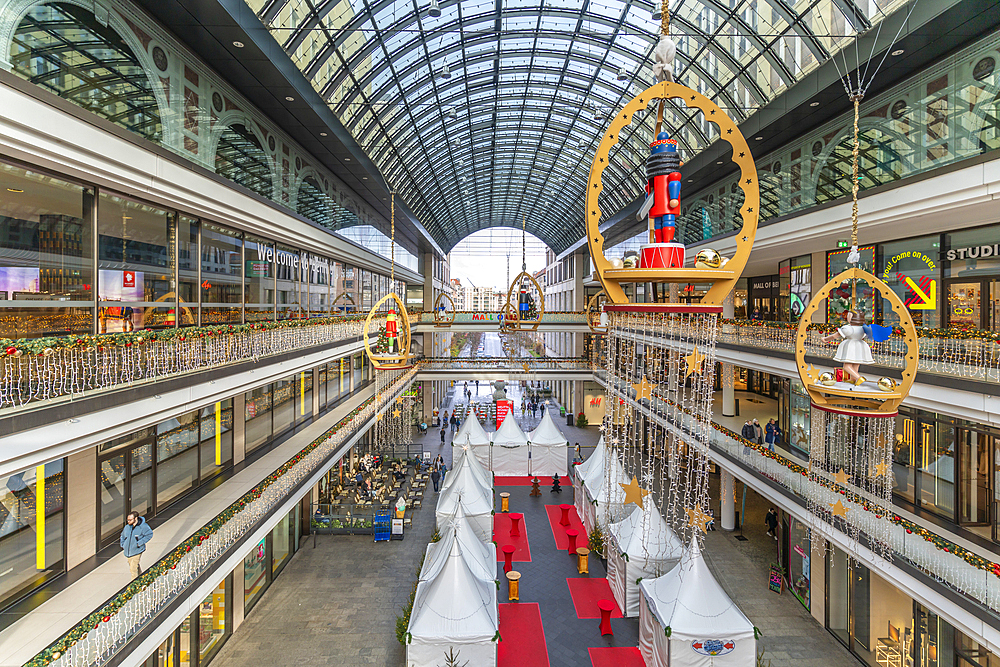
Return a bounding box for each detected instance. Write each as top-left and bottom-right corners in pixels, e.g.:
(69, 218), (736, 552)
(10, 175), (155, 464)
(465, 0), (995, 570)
(209, 382), (862, 667)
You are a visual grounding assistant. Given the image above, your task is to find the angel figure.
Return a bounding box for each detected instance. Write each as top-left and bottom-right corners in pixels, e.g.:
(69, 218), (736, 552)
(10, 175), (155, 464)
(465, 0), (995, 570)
(821, 310), (874, 385)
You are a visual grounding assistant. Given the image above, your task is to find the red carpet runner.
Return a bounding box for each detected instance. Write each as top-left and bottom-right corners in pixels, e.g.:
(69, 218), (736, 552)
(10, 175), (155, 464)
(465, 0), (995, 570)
(498, 603), (550, 667)
(544, 504), (587, 551)
(589, 646), (646, 667)
(566, 578), (624, 619)
(494, 476), (538, 486)
(493, 513), (531, 562)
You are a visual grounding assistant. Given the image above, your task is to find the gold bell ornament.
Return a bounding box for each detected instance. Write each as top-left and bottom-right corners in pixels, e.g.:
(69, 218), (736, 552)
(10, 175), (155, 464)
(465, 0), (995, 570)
(694, 248), (723, 269)
(818, 371), (836, 386)
(877, 377), (897, 392)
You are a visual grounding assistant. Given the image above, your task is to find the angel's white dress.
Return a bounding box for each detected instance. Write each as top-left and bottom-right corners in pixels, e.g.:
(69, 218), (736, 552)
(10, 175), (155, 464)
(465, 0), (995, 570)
(833, 325), (874, 364)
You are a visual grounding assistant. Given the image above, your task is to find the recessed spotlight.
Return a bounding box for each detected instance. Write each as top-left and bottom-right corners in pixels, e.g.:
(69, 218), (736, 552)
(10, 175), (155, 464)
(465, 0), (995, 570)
(809, 101), (820, 107)
(892, 49), (905, 56)
(755, 136), (763, 140)
(233, 41), (244, 48)
(345, 158), (351, 161)
(285, 96), (295, 102)
(320, 132), (328, 137)
(6, 187), (23, 193)
(716, 161), (723, 165)
(362, 176), (368, 180)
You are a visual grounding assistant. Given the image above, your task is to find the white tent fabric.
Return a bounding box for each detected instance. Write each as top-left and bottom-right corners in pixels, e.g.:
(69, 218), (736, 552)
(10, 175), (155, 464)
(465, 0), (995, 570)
(443, 447), (493, 494)
(406, 539), (499, 667)
(607, 500), (683, 617)
(582, 455), (634, 535)
(490, 413), (529, 475)
(422, 506), (496, 584)
(573, 437), (605, 522)
(452, 408), (492, 470)
(638, 540), (756, 667)
(435, 465), (494, 542)
(528, 410), (568, 476)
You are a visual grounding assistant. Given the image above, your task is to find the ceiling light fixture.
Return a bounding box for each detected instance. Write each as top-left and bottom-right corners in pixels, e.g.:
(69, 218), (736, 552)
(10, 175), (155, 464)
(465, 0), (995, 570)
(345, 158), (352, 161)
(809, 101), (820, 107)
(428, 0), (441, 17)
(755, 136), (763, 140)
(716, 161), (723, 165)
(440, 62), (452, 79)
(285, 96), (295, 102)
(6, 187), (23, 193)
(892, 49), (905, 56)
(233, 41), (244, 48)
(446, 107), (457, 119)
(651, 7), (662, 20)
(362, 176), (368, 180)
(617, 67), (628, 81)
(320, 132), (328, 136)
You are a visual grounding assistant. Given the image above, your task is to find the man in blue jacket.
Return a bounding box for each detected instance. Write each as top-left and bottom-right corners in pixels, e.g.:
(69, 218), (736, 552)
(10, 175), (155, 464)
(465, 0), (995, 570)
(120, 511), (153, 580)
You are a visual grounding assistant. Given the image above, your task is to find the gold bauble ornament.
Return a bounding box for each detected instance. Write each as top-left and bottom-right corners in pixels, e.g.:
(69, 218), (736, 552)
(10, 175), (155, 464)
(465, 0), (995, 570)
(818, 371), (836, 386)
(877, 377), (897, 392)
(694, 248), (723, 269)
(623, 251), (639, 269)
(610, 257), (624, 269)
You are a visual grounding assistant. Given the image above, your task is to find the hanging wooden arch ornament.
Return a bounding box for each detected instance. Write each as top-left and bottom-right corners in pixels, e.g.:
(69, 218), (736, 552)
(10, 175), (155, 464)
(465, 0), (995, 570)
(586, 289), (609, 335)
(363, 292), (413, 370)
(332, 291), (357, 313)
(504, 271), (545, 332)
(795, 267), (918, 417)
(586, 81), (759, 305)
(433, 292), (455, 327)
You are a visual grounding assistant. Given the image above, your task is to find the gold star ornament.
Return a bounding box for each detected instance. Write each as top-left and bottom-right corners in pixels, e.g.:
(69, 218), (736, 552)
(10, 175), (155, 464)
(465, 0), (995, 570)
(872, 460), (889, 478)
(833, 468), (850, 486)
(396, 396), (404, 404)
(631, 375), (655, 402)
(392, 409), (401, 418)
(830, 499), (849, 517)
(684, 346), (706, 378)
(619, 476), (651, 509)
(685, 506), (713, 533)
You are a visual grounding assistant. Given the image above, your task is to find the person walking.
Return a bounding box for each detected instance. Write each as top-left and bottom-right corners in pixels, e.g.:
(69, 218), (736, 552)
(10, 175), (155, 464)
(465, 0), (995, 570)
(531, 403), (537, 418)
(439, 461), (448, 482)
(475, 379), (479, 393)
(741, 419), (754, 441)
(752, 418), (764, 444)
(765, 508), (779, 539)
(765, 419), (777, 452)
(431, 466), (441, 492)
(120, 511), (153, 580)
(440, 427), (446, 444)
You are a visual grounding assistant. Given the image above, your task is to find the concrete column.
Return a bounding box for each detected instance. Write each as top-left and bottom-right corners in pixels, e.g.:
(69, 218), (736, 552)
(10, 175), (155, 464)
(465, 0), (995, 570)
(312, 367), (321, 417)
(233, 392), (246, 465)
(65, 448), (97, 569)
(232, 560), (246, 630)
(422, 252), (435, 312)
(720, 470), (736, 531)
(722, 363), (736, 417)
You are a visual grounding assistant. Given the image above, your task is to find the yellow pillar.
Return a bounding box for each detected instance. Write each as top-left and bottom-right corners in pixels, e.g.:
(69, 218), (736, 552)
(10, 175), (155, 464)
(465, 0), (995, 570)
(215, 401), (222, 465)
(35, 465), (45, 569)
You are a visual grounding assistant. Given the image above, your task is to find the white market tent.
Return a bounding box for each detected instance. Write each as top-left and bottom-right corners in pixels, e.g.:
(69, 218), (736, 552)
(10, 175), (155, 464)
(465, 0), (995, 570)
(607, 499), (684, 617)
(443, 446), (493, 495)
(582, 454), (634, 535)
(528, 410), (569, 476)
(406, 539), (499, 667)
(435, 465), (494, 542)
(574, 436), (605, 483)
(490, 413), (529, 475)
(639, 540), (756, 667)
(452, 408), (492, 470)
(422, 506), (496, 584)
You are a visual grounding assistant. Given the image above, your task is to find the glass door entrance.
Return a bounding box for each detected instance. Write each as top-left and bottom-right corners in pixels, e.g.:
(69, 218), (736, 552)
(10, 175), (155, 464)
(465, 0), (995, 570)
(98, 439), (153, 548)
(947, 282), (982, 329)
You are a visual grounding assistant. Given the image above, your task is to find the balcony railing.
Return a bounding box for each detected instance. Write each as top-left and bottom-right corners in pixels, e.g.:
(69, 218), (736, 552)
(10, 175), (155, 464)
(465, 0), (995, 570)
(27, 367), (417, 667)
(719, 319), (1000, 383)
(420, 356), (592, 372)
(595, 370), (1000, 616)
(409, 311), (587, 324)
(0, 316), (383, 412)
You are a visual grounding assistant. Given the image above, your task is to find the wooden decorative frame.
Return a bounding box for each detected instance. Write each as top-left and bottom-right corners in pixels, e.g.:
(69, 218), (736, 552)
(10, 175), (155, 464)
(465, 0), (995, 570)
(363, 292), (413, 370)
(433, 292), (455, 327)
(795, 267), (919, 416)
(586, 81), (759, 305)
(332, 291), (357, 313)
(586, 290), (609, 334)
(503, 271), (545, 332)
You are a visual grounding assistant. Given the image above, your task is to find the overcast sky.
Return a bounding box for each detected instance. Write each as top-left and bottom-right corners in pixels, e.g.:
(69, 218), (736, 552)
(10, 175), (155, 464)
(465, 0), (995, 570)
(449, 228), (548, 289)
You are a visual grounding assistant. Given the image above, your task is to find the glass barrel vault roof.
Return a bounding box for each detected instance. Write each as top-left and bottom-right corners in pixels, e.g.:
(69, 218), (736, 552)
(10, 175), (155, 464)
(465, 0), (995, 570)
(247, 0), (907, 254)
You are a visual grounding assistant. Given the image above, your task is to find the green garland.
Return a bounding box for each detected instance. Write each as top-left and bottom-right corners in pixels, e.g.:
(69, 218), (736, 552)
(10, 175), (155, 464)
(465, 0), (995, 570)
(722, 318), (1000, 343)
(2, 315), (369, 357)
(648, 391), (1000, 580)
(27, 394), (379, 666)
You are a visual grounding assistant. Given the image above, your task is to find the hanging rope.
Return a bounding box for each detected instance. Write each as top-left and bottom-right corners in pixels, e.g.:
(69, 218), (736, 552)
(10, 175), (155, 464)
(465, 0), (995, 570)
(850, 96), (861, 250)
(660, 0), (669, 36)
(390, 192), (395, 284)
(521, 213), (527, 272)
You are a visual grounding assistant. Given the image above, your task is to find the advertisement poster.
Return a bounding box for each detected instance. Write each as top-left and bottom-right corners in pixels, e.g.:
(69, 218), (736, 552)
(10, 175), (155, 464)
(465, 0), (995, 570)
(496, 399), (513, 429)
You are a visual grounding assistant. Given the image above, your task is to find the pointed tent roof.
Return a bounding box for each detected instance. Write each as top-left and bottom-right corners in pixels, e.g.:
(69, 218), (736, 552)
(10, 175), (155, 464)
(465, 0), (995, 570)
(609, 497), (683, 560)
(452, 407), (491, 447)
(529, 410), (569, 447)
(492, 412), (527, 445)
(584, 450), (628, 499)
(422, 505), (495, 583)
(576, 436), (605, 481)
(408, 539), (499, 643)
(640, 539), (755, 641)
(442, 446), (492, 494)
(436, 466), (494, 519)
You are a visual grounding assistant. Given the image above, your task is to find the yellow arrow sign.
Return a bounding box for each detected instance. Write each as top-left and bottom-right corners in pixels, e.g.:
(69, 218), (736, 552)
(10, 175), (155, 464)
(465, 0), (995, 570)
(904, 276), (935, 310)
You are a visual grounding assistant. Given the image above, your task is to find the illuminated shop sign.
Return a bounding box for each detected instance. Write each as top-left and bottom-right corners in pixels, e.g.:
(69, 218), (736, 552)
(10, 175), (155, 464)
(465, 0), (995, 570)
(945, 244), (1000, 261)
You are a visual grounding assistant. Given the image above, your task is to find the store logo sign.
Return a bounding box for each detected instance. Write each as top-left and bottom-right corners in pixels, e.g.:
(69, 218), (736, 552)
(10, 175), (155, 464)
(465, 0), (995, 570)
(692, 639), (735, 656)
(122, 271), (135, 288)
(589, 397), (602, 407)
(945, 244), (1000, 261)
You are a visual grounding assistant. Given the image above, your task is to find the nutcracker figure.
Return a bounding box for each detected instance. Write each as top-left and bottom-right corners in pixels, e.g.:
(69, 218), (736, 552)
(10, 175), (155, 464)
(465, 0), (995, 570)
(638, 130), (684, 269)
(518, 282), (530, 320)
(385, 307), (399, 354)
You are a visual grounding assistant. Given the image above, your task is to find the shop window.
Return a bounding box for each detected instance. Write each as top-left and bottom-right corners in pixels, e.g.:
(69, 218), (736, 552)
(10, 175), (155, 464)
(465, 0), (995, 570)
(200, 224), (242, 324)
(156, 409), (200, 508)
(199, 399), (234, 481)
(0, 460), (65, 610)
(198, 577), (231, 664)
(245, 384), (273, 453)
(243, 538), (268, 613)
(272, 375), (296, 438)
(0, 161), (93, 339)
(176, 217), (198, 326)
(271, 512), (293, 575)
(880, 236), (941, 328)
(275, 243), (301, 321)
(97, 193), (175, 332)
(317, 366), (327, 409)
(292, 371), (313, 428)
(98, 429), (154, 548)
(215, 124), (273, 200)
(11, 3), (162, 142)
(244, 235), (274, 322)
